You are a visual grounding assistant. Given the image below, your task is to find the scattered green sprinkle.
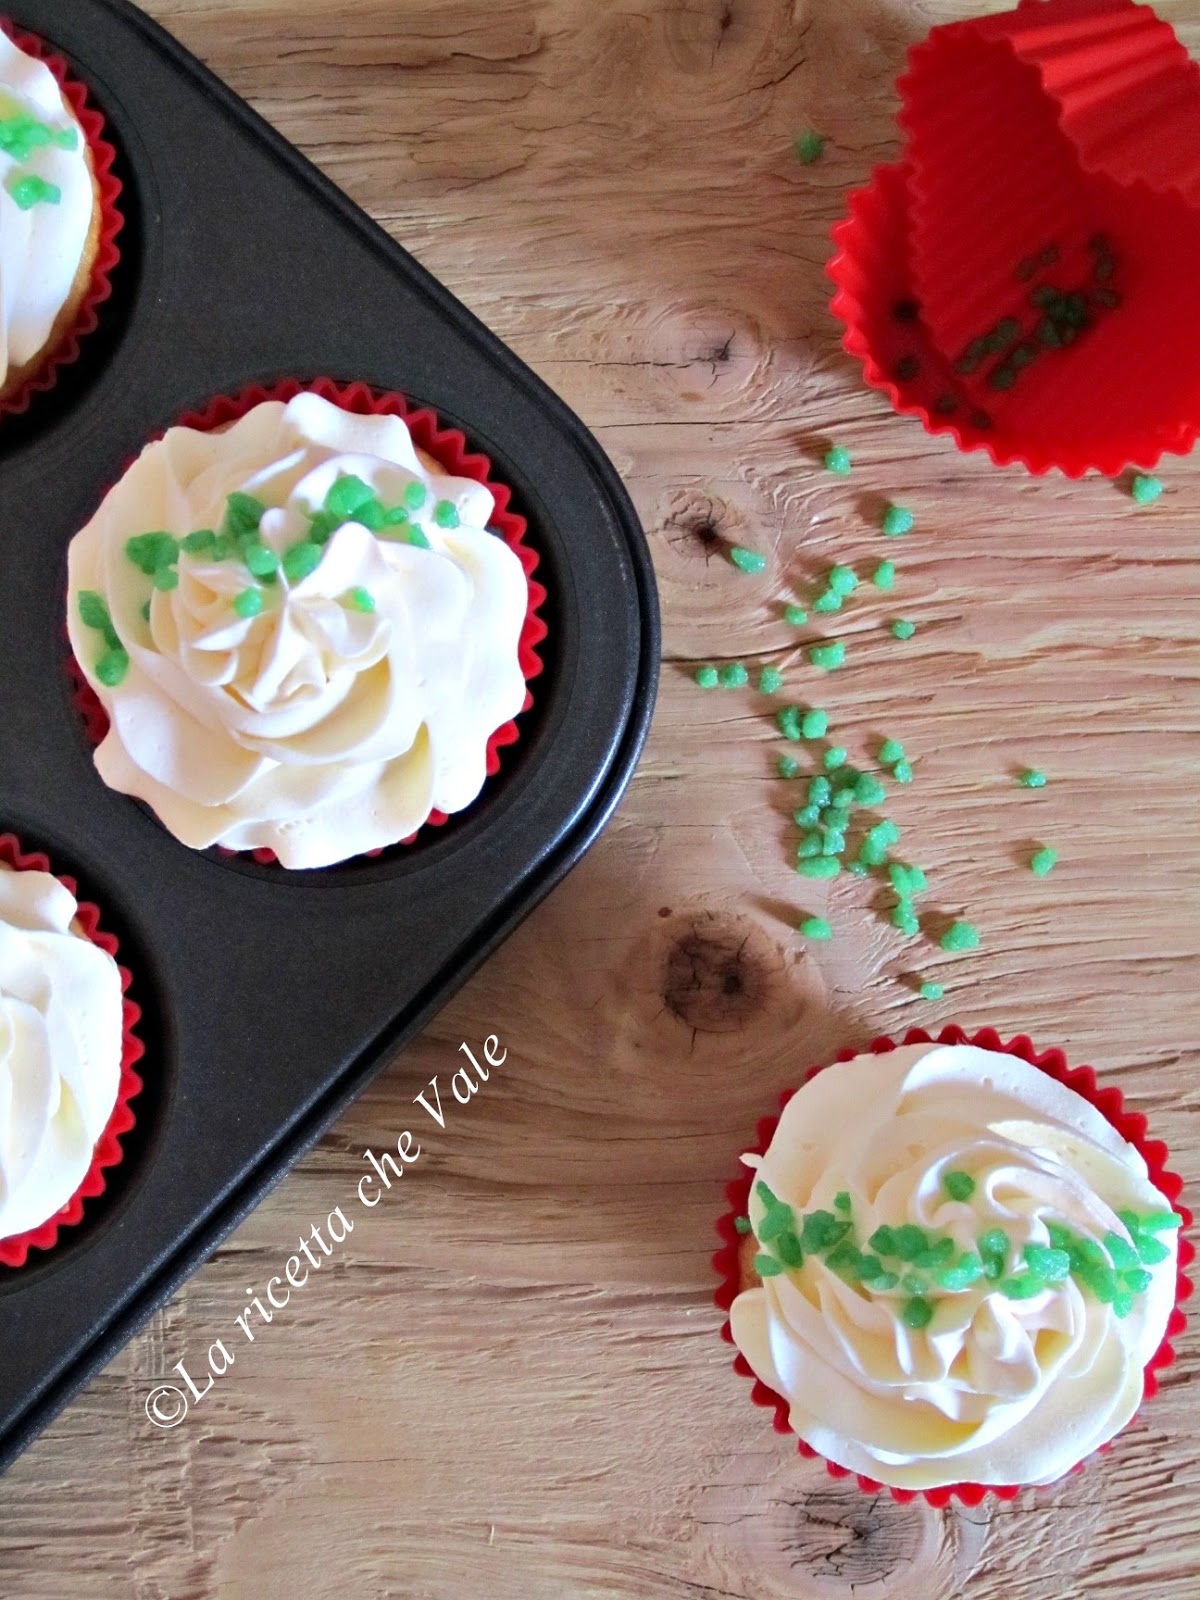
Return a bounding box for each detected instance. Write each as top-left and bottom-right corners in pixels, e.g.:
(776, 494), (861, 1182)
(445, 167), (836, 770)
(784, 603), (808, 627)
(834, 1191), (852, 1213)
(345, 586), (376, 614)
(879, 738), (905, 765)
(283, 542), (323, 583)
(5, 172), (61, 209)
(808, 776), (832, 805)
(828, 565), (858, 598)
(694, 665), (719, 689)
(153, 564), (180, 593)
(1030, 846), (1058, 877)
(1018, 768), (1047, 789)
(734, 1215), (751, 1235)
(775, 1230), (805, 1268)
(758, 666), (784, 694)
(777, 706), (803, 740)
(882, 503), (914, 537)
(892, 902), (920, 937)
(854, 773), (887, 807)
(824, 747), (848, 770)
(1024, 1245), (1071, 1283)
(902, 1296), (934, 1330)
(793, 804), (821, 828)
(799, 916), (832, 940)
(140, 599), (151, 623)
(125, 532), (179, 576)
(872, 560), (896, 589)
(1130, 473), (1163, 505)
(942, 1169), (975, 1203)
(234, 587), (263, 620)
(777, 754), (800, 779)
(223, 492), (266, 536)
(919, 981), (944, 1001)
(888, 862), (927, 896)
(814, 590), (842, 614)
(1001, 1273), (1046, 1301)
(78, 591), (112, 633)
(824, 446), (851, 475)
(809, 640), (846, 671)
(718, 662), (749, 688)
(793, 129), (825, 164)
(433, 498), (461, 530)
(95, 646), (130, 687)
(325, 474), (376, 520)
(244, 543), (281, 580)
(891, 618), (916, 641)
(937, 1253), (984, 1292)
(403, 481), (428, 511)
(892, 759), (913, 784)
(755, 1253), (786, 1277)
(800, 707), (828, 740)
(729, 545), (766, 574)
(940, 920), (980, 952)
(797, 855), (840, 879)
(181, 529), (217, 556)
(1140, 1210), (1183, 1233)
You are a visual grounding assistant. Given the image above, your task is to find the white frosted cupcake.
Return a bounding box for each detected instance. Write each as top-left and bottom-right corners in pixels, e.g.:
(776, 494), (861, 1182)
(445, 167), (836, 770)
(0, 29), (102, 404)
(67, 389), (535, 869)
(718, 1034), (1187, 1497)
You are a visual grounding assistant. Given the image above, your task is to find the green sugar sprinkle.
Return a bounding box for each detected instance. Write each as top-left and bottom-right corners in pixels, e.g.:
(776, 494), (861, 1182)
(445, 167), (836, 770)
(181, 528), (217, 556)
(140, 599), (151, 624)
(793, 129), (825, 164)
(797, 855), (840, 879)
(824, 747), (848, 771)
(1019, 768), (1047, 789)
(234, 588), (263, 620)
(734, 1215), (752, 1235)
(777, 754), (800, 779)
(979, 1229), (1009, 1260)
(834, 1192), (852, 1212)
(759, 666), (784, 694)
(223, 492), (266, 537)
(152, 564), (179, 593)
(95, 646), (129, 687)
(858, 839), (888, 868)
(402, 481), (427, 511)
(800, 707), (828, 740)
(718, 662), (749, 688)
(808, 775), (832, 805)
(814, 590), (842, 614)
(940, 920), (980, 952)
(893, 759), (914, 784)
(694, 665), (719, 689)
(824, 446), (851, 475)
(854, 773), (887, 807)
(793, 804), (821, 828)
(78, 590), (114, 637)
(283, 542), (323, 583)
(872, 561), (896, 589)
(879, 738), (905, 765)
(889, 862), (927, 897)
(125, 532), (179, 577)
(784, 603), (808, 627)
(1030, 846), (1058, 877)
(777, 706), (803, 740)
(1130, 474), (1163, 505)
(799, 916), (832, 940)
(729, 545), (766, 574)
(882, 504), (914, 538)
(891, 618), (916, 641)
(828, 565), (858, 598)
(6, 172), (61, 209)
(325, 474), (376, 520)
(0, 112), (78, 162)
(809, 640), (846, 671)
(892, 903), (920, 937)
(943, 1170), (976, 1202)
(347, 587), (376, 613)
(797, 834), (824, 859)
(902, 1296), (934, 1330)
(244, 543), (280, 580)
(870, 819), (900, 847)
(433, 499), (461, 530)
(755, 1253), (786, 1278)
(920, 981), (944, 1001)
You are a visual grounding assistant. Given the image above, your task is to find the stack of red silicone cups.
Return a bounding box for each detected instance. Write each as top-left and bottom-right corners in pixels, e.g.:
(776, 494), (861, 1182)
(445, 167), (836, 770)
(828, 0), (1200, 477)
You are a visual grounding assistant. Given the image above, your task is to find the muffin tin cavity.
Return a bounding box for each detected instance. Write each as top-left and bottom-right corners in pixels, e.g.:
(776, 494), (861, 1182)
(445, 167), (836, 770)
(0, 0), (656, 1473)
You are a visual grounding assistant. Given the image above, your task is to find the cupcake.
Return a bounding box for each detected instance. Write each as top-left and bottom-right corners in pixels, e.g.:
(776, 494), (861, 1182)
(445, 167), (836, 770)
(0, 850), (126, 1251)
(66, 389), (534, 870)
(719, 1035), (1186, 1495)
(0, 28), (103, 404)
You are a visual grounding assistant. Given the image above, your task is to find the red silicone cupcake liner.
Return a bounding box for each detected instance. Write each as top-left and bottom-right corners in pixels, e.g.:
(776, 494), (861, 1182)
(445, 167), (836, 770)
(71, 376), (548, 865)
(829, 0), (1200, 477)
(0, 18), (125, 420)
(0, 832), (144, 1269)
(713, 1023), (1192, 1508)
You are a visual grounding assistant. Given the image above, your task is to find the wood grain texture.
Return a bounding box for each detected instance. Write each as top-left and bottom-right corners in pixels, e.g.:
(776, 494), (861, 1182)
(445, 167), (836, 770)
(3, 0), (1200, 1595)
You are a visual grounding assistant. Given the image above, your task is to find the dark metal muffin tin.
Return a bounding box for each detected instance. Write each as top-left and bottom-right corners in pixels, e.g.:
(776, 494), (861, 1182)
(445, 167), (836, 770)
(0, 0), (658, 1471)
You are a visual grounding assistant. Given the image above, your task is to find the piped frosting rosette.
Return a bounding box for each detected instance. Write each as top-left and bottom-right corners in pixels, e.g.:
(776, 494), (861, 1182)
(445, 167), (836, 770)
(0, 20), (123, 416)
(714, 1027), (1190, 1504)
(0, 832), (143, 1269)
(67, 384), (545, 870)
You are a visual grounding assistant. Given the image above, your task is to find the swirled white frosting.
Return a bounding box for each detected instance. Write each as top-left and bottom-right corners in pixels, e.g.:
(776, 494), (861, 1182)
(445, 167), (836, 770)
(67, 394), (531, 869)
(730, 1044), (1179, 1489)
(0, 32), (93, 389)
(0, 865), (123, 1241)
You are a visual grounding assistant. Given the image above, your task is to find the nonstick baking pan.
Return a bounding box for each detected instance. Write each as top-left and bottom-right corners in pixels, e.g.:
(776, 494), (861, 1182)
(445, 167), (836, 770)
(0, 0), (659, 1471)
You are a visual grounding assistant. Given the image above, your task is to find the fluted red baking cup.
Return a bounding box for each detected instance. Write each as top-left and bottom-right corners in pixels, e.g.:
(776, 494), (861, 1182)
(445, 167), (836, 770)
(0, 832), (144, 1269)
(72, 376), (547, 865)
(830, 0), (1200, 476)
(713, 1023), (1192, 1507)
(0, 18), (125, 420)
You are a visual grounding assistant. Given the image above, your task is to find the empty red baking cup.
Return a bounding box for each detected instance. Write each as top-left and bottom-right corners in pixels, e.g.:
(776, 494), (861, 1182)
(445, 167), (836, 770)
(0, 833), (144, 1269)
(71, 377), (548, 865)
(0, 18), (124, 420)
(829, 0), (1200, 477)
(713, 1023), (1193, 1507)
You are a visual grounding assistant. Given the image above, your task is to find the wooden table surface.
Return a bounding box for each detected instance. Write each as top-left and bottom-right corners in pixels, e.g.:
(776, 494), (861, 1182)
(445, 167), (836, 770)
(4, 0), (1200, 1594)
